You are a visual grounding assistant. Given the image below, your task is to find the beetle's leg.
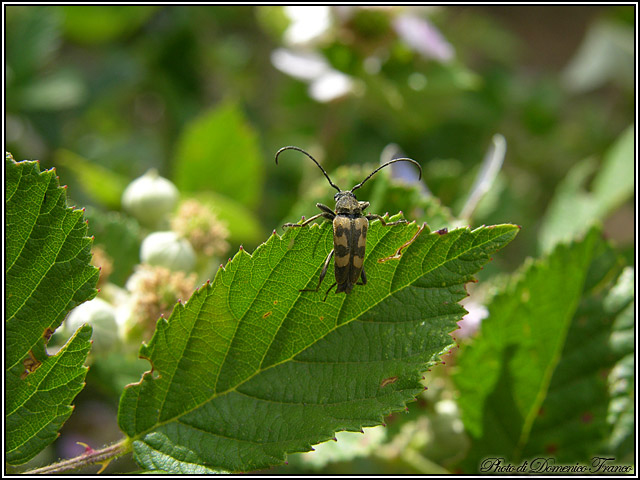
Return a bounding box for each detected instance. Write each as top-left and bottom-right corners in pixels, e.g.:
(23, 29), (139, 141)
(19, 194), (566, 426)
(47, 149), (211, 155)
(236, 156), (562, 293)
(316, 203), (336, 218)
(283, 204), (336, 229)
(323, 282), (337, 302)
(356, 267), (367, 286)
(366, 214), (407, 227)
(283, 212), (333, 229)
(300, 249), (334, 293)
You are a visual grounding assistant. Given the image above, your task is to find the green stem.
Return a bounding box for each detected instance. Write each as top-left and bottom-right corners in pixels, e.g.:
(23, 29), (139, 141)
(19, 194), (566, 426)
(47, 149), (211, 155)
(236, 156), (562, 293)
(22, 439), (131, 475)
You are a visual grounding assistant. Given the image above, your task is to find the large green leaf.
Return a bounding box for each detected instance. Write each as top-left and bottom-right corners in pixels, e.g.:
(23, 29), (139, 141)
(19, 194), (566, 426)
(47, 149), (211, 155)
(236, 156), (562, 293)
(5, 154), (99, 464)
(173, 102), (264, 208)
(118, 219), (518, 473)
(455, 226), (630, 471)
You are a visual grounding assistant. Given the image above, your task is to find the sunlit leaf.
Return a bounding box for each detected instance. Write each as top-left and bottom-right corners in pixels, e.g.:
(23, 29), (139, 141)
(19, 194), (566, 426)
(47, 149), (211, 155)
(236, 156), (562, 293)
(118, 218), (518, 472)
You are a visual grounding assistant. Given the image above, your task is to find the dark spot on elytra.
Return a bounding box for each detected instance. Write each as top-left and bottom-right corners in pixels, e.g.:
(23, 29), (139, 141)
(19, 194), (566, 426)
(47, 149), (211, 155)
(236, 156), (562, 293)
(334, 245), (350, 257)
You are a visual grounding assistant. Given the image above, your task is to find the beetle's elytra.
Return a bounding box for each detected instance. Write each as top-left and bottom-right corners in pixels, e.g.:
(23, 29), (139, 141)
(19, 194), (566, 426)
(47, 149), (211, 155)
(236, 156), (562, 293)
(275, 146), (422, 301)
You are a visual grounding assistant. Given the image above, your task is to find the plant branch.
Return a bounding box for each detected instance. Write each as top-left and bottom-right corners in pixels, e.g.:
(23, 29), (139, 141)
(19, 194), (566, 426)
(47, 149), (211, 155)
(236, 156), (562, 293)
(22, 439), (131, 475)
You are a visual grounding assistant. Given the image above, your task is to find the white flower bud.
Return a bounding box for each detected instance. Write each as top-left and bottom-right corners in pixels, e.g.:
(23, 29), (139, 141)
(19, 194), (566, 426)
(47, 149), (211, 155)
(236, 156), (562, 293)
(140, 231), (196, 272)
(122, 169), (179, 228)
(65, 298), (118, 354)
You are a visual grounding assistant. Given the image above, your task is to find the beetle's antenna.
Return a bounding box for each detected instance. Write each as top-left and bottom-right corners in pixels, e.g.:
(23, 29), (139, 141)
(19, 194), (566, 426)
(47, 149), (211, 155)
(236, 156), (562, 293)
(351, 158), (422, 192)
(275, 146), (341, 192)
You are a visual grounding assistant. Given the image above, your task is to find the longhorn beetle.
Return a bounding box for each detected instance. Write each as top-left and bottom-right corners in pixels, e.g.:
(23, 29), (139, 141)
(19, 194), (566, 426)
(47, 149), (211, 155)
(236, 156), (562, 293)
(275, 146), (422, 301)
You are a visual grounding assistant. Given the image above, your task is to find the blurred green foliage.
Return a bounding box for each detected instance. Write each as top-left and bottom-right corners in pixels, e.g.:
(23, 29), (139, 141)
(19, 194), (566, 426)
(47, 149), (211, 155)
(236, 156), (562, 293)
(6, 5), (634, 475)
(7, 5), (633, 260)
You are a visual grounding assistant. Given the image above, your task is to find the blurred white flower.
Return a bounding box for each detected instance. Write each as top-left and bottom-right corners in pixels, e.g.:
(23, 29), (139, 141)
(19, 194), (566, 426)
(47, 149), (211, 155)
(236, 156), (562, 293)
(309, 70), (355, 102)
(274, 7), (454, 102)
(283, 6), (331, 45)
(271, 48), (330, 81)
(392, 14), (454, 62)
(271, 47), (355, 103)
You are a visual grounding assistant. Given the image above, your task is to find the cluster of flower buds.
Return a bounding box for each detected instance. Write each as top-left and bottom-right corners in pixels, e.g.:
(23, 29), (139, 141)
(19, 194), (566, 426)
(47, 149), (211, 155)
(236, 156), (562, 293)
(63, 170), (231, 353)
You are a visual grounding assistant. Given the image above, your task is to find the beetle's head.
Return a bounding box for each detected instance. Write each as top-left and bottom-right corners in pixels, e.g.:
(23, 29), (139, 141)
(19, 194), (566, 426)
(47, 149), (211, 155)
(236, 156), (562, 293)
(334, 191), (360, 214)
(275, 146), (423, 205)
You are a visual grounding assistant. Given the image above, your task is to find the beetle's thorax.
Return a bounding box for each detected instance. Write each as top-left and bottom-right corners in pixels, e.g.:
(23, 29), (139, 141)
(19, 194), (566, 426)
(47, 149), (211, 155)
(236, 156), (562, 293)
(334, 191), (361, 214)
